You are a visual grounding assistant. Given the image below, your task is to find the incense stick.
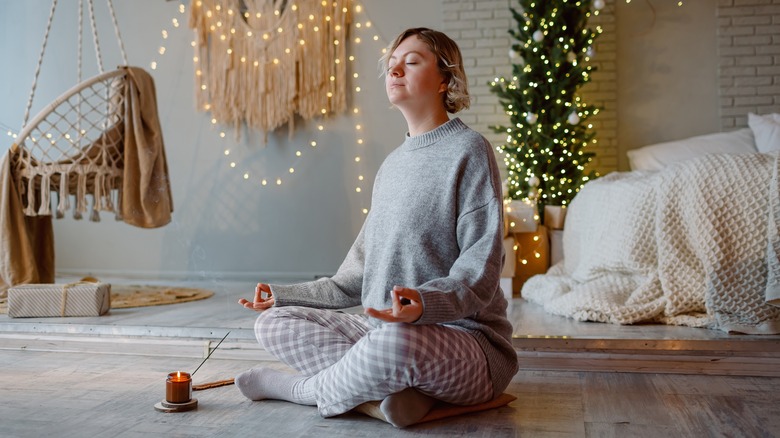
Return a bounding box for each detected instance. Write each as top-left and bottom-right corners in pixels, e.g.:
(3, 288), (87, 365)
(191, 331), (230, 376)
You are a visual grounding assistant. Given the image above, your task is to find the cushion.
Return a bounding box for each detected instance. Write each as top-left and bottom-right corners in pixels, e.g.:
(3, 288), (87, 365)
(353, 392), (517, 426)
(748, 112), (780, 154)
(627, 128), (757, 171)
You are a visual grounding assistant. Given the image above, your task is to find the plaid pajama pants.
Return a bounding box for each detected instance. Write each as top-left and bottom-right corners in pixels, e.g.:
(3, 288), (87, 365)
(254, 306), (493, 417)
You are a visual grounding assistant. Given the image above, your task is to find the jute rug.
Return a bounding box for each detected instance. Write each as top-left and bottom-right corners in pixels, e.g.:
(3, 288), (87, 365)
(109, 284), (214, 308)
(0, 284), (214, 313)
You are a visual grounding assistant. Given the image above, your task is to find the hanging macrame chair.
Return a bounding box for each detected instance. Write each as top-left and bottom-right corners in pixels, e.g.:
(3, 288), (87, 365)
(11, 0), (130, 222)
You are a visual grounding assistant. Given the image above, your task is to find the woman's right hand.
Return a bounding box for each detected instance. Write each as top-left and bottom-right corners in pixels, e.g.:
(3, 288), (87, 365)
(238, 283), (275, 312)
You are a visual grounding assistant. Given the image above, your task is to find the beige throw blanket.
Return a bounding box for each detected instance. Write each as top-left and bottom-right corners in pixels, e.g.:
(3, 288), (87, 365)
(523, 152), (780, 334)
(1, 66), (173, 296)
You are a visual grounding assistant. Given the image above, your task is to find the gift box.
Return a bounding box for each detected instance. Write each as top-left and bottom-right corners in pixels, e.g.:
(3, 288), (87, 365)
(505, 200), (539, 233)
(511, 226), (550, 296)
(8, 281), (111, 318)
(501, 236), (517, 278)
(550, 229), (564, 266)
(543, 205), (567, 230)
(499, 277), (513, 303)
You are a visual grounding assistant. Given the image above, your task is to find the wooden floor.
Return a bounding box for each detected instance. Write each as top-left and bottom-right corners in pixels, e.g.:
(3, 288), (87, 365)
(1, 277), (780, 437)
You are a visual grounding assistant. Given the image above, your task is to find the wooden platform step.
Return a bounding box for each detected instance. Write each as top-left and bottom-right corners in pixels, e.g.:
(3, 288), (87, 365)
(513, 335), (780, 377)
(2, 321), (779, 377)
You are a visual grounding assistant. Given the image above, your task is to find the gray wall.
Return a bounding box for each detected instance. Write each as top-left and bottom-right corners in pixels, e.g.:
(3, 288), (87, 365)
(615, 0), (721, 170)
(0, 0), (441, 281)
(2, 0), (776, 280)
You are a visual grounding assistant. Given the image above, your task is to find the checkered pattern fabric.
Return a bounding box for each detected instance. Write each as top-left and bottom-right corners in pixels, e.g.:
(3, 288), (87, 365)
(255, 306), (493, 417)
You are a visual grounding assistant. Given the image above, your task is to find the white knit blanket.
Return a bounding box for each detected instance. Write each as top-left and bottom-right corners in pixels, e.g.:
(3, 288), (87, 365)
(523, 152), (780, 334)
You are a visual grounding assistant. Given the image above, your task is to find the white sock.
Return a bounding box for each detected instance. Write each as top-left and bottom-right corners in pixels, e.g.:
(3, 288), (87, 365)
(235, 367), (316, 405)
(379, 388), (437, 428)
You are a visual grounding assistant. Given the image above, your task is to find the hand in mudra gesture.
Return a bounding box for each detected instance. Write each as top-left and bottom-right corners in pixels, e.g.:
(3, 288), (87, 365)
(365, 285), (423, 323)
(238, 283), (275, 312)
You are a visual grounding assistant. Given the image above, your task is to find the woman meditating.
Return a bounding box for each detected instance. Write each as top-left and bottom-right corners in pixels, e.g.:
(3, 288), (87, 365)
(236, 27), (518, 428)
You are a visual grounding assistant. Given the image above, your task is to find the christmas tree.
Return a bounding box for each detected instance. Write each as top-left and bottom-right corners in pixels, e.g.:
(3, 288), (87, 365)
(489, 0), (604, 218)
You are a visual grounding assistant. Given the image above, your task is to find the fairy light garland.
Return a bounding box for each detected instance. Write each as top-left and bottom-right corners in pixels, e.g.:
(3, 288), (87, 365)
(151, 1), (386, 215)
(148, 2), (186, 71)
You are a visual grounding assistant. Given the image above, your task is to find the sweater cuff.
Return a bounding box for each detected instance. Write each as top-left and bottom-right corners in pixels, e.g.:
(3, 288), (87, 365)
(414, 291), (453, 325)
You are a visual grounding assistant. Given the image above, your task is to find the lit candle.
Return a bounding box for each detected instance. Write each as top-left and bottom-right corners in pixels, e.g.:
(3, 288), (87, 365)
(166, 371), (192, 404)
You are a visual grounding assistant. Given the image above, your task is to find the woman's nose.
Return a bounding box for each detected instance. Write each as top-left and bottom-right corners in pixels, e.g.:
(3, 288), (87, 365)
(389, 65), (402, 76)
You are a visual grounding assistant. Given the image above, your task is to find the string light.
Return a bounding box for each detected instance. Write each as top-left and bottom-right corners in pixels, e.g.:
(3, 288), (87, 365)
(148, 3), (187, 70)
(164, 1), (385, 215)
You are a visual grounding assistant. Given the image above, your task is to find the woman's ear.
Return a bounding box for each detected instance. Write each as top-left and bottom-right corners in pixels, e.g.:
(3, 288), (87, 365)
(439, 82), (448, 93)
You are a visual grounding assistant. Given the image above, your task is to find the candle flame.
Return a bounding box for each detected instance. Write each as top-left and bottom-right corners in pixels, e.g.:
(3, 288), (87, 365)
(177, 371), (181, 379)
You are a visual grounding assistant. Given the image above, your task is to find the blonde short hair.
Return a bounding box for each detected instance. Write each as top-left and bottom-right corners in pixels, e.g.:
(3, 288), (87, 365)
(380, 27), (470, 114)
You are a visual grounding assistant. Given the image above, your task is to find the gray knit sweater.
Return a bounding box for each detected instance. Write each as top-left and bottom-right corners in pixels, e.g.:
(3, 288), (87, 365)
(270, 118), (518, 398)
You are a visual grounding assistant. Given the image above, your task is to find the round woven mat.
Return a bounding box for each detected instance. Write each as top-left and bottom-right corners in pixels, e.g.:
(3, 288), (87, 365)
(110, 285), (214, 309)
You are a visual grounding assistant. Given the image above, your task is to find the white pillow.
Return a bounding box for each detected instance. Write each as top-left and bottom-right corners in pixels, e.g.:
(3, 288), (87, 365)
(748, 112), (780, 153)
(627, 128), (758, 171)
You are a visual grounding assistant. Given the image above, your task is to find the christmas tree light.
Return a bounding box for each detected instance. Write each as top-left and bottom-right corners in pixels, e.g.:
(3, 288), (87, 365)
(489, 0), (602, 219)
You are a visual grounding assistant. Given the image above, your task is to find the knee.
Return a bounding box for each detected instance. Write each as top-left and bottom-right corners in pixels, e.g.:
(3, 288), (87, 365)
(254, 306), (281, 329)
(253, 307), (286, 347)
(366, 323), (418, 358)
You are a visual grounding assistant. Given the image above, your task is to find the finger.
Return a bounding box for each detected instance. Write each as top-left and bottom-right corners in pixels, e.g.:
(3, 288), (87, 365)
(394, 286), (420, 303)
(391, 289), (401, 316)
(255, 296), (275, 309)
(256, 283), (272, 300)
(365, 307), (397, 321)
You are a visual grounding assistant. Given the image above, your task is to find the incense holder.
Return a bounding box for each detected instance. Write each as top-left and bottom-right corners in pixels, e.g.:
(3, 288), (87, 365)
(154, 398), (198, 413)
(155, 371), (197, 413)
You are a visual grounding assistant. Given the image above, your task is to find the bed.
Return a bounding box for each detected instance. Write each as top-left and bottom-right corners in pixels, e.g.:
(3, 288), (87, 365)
(521, 113), (780, 334)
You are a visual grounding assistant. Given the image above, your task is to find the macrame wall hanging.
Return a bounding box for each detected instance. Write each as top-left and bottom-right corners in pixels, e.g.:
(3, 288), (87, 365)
(189, 0), (352, 136)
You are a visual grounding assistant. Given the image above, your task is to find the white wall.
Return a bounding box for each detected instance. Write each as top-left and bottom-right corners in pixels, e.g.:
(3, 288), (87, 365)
(0, 0), (441, 281)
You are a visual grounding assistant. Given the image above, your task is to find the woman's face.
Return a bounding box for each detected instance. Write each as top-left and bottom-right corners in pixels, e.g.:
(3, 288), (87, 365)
(385, 35), (446, 112)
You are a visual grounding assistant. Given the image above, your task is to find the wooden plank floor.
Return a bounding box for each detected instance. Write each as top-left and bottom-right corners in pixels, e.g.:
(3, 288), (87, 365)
(1, 277), (780, 436)
(1, 349), (779, 437)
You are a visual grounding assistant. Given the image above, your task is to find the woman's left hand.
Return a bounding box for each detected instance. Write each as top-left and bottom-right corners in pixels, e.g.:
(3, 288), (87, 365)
(365, 285), (423, 323)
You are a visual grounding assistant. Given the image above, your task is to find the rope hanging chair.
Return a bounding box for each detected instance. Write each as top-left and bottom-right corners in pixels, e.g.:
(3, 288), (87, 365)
(11, 0), (132, 222)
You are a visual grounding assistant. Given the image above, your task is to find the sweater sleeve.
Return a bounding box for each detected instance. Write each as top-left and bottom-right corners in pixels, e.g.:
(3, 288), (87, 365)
(269, 222), (366, 309)
(414, 196), (505, 325)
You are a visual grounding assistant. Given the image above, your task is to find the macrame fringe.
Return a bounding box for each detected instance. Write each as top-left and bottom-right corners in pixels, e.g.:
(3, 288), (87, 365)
(57, 171), (70, 218)
(12, 69), (127, 222)
(16, 167), (123, 221)
(190, 0), (351, 136)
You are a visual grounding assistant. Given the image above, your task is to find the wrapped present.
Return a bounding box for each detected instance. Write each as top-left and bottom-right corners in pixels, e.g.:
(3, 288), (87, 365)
(501, 236), (517, 278)
(499, 277), (513, 303)
(543, 205), (567, 230)
(511, 226), (550, 296)
(8, 281), (111, 318)
(505, 199), (539, 233)
(550, 229), (564, 266)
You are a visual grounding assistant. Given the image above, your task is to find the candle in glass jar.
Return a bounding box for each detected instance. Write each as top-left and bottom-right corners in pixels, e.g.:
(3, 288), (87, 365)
(166, 371), (192, 403)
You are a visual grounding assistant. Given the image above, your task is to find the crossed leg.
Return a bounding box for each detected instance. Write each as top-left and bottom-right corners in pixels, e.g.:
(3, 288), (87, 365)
(235, 306), (493, 427)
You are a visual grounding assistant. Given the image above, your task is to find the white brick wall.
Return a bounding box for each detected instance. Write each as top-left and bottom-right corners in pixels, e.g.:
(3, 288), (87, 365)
(443, 0), (619, 176)
(443, 0), (780, 173)
(717, 0), (780, 128)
